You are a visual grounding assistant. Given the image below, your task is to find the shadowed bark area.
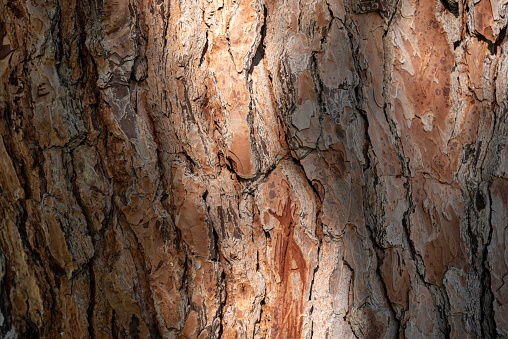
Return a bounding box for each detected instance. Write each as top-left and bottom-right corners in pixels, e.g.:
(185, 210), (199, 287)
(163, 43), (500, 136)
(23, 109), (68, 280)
(0, 0), (507, 338)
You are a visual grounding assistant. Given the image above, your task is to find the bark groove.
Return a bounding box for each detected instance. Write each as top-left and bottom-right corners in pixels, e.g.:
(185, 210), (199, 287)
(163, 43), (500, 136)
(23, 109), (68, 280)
(0, 0), (507, 338)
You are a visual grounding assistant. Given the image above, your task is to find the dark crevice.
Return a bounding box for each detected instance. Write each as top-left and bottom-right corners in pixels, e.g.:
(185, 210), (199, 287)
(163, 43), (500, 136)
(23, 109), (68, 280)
(111, 310), (118, 339)
(238, 154), (288, 196)
(307, 245), (320, 303)
(87, 261), (96, 339)
(480, 183), (497, 338)
(199, 30), (209, 67)
(213, 271), (226, 339)
(0, 251), (11, 337)
(432, 285), (452, 339)
(383, 0), (401, 37)
(250, 5), (267, 72)
(308, 52), (326, 151)
(21, 317), (39, 338)
(253, 296), (266, 337)
(307, 243), (321, 339)
(212, 226), (220, 262)
(376, 264), (402, 334)
(440, 0), (459, 17)
(342, 260), (359, 338)
(492, 24), (507, 54)
(476, 22), (507, 55)
(246, 101), (262, 175)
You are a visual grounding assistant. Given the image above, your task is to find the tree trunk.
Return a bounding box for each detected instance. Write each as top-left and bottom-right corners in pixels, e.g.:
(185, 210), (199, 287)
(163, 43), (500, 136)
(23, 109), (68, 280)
(0, 0), (507, 337)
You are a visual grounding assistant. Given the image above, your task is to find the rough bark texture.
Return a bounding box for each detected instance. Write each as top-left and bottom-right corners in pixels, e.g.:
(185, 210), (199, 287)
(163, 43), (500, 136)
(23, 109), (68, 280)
(0, 0), (507, 337)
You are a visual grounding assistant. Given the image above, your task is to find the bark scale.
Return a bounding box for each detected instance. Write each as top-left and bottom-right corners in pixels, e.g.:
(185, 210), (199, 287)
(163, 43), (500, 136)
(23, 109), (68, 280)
(0, 0), (507, 338)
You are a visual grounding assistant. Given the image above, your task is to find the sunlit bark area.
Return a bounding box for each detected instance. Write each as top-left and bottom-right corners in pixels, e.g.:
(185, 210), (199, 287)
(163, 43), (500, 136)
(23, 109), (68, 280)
(0, 0), (507, 337)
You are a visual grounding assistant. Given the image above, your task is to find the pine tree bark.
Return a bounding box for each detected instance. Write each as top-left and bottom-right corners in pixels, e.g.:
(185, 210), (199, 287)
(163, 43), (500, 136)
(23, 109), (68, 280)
(0, 0), (507, 337)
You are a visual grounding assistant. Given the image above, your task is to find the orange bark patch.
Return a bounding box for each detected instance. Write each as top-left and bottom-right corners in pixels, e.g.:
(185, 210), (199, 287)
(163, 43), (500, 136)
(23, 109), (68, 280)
(475, 0), (495, 42)
(394, 0), (455, 182)
(269, 198), (307, 339)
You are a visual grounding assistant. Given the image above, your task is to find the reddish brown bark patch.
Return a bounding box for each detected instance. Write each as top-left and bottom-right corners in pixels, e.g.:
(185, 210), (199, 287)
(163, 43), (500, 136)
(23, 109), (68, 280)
(269, 198), (308, 339)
